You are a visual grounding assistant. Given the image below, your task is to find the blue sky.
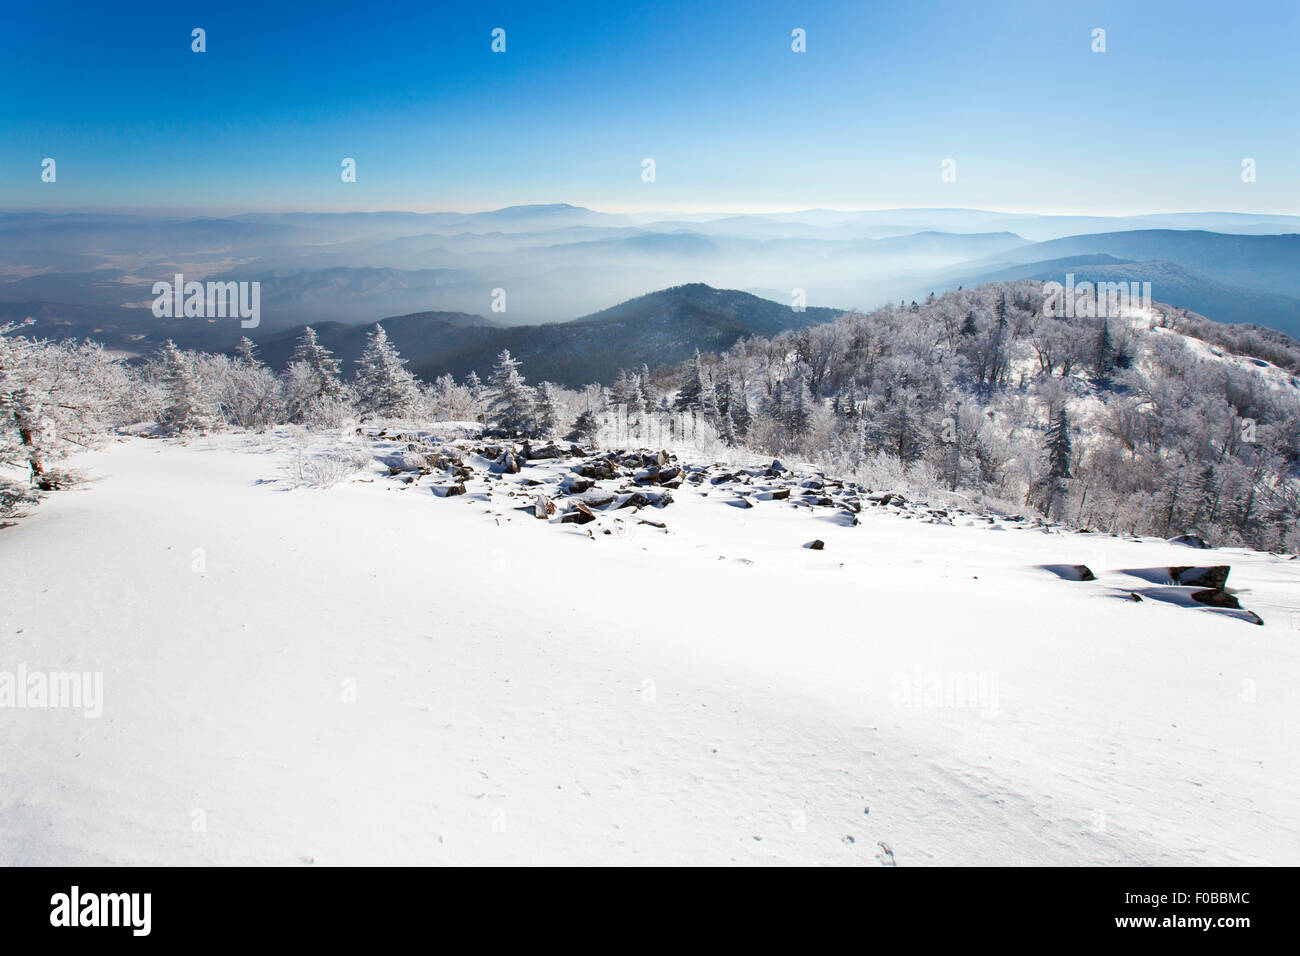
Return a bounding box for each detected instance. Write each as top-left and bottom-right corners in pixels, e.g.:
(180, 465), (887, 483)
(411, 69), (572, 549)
(2, 0), (1296, 214)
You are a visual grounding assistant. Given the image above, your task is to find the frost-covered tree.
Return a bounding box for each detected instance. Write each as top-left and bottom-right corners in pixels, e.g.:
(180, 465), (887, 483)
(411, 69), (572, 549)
(625, 374), (646, 424)
(1, 324), (130, 488)
(1040, 402), (1072, 518)
(1092, 321), (1116, 377)
(675, 350), (707, 413)
(234, 336), (262, 368)
(566, 408), (599, 443)
(159, 340), (217, 433)
(291, 327), (347, 402)
(489, 349), (536, 435)
(355, 324), (419, 418)
(533, 381), (560, 435)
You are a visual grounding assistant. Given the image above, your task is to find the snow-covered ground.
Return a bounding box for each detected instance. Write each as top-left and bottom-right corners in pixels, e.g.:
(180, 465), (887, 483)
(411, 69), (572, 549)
(1, 430), (1297, 865)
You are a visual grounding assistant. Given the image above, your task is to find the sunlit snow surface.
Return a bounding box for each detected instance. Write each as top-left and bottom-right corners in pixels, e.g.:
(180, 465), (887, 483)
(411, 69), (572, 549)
(1, 428), (1297, 865)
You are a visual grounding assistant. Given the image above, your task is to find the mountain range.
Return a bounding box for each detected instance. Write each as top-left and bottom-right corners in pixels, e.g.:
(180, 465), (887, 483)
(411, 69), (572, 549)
(249, 284), (842, 387)
(4, 204), (1300, 353)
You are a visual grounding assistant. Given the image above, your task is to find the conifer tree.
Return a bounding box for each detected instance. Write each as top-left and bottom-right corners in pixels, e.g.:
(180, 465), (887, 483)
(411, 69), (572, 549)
(489, 349), (536, 435)
(291, 327), (346, 401)
(355, 324), (419, 417)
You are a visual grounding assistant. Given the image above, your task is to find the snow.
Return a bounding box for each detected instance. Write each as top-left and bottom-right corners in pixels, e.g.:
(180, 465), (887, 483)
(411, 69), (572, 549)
(1, 431), (1298, 865)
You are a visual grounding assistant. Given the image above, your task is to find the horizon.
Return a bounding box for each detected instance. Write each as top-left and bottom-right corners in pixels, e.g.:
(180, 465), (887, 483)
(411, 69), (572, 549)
(6, 202), (1300, 221)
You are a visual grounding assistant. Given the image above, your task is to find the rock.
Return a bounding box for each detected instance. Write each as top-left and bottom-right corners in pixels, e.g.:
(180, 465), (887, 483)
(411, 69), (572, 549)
(638, 519), (667, 530)
(492, 452), (521, 474)
(570, 489), (617, 509)
(711, 472), (737, 485)
(1129, 592), (1143, 602)
(1168, 533), (1212, 549)
(806, 539), (825, 550)
(617, 490), (672, 510)
(560, 503), (597, 525)
(559, 476), (594, 494)
(1190, 588), (1240, 609)
(634, 465), (680, 486)
(578, 460), (617, 480)
(757, 488), (790, 501)
(532, 494), (555, 519)
(1075, 564), (1097, 582)
(1171, 565), (1230, 589)
(526, 443), (567, 460)
(433, 483), (467, 498)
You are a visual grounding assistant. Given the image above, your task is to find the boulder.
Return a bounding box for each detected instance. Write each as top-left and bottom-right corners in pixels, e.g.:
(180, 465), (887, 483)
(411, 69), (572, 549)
(617, 490), (672, 510)
(1168, 533), (1212, 549)
(1171, 565), (1230, 589)
(533, 494), (555, 519)
(526, 443), (567, 460)
(577, 460), (617, 480)
(1190, 588), (1240, 609)
(805, 539), (825, 550)
(492, 452), (521, 474)
(560, 503), (597, 525)
(570, 489), (617, 509)
(559, 475), (595, 494)
(433, 483), (467, 498)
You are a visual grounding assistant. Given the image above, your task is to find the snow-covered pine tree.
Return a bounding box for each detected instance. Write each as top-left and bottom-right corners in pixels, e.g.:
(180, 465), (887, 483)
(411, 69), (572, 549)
(781, 375), (815, 444)
(355, 324), (419, 418)
(234, 336), (263, 368)
(160, 340), (216, 433)
(1041, 402), (1073, 518)
(489, 349), (536, 435)
(626, 375), (646, 425)
(566, 408), (599, 443)
(609, 368), (632, 409)
(291, 326), (347, 401)
(675, 350), (706, 412)
(731, 387), (752, 438)
(638, 363), (656, 409)
(720, 405), (738, 445)
(1093, 321), (1116, 377)
(533, 381), (560, 435)
(464, 370), (486, 424)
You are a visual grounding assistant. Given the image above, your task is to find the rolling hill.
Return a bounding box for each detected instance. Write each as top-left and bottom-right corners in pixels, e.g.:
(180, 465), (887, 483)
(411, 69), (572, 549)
(249, 284), (845, 387)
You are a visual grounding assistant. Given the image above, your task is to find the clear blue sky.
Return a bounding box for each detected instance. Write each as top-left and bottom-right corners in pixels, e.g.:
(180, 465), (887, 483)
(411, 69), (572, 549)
(2, 0), (1296, 214)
